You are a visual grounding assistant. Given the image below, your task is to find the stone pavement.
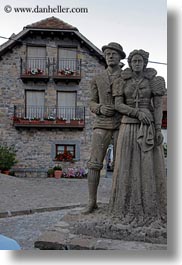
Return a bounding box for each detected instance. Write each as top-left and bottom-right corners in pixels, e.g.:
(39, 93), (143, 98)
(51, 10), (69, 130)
(0, 173), (167, 250)
(0, 173), (112, 217)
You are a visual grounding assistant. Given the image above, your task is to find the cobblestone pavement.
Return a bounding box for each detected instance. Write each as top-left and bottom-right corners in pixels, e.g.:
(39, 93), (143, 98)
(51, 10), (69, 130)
(0, 210), (65, 250)
(0, 173), (112, 214)
(0, 173), (112, 250)
(0, 208), (83, 250)
(0, 173), (167, 251)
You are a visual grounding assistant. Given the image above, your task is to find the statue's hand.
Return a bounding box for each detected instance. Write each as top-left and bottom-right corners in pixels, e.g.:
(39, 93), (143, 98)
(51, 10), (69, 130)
(155, 130), (164, 145)
(100, 105), (115, 116)
(137, 111), (151, 125)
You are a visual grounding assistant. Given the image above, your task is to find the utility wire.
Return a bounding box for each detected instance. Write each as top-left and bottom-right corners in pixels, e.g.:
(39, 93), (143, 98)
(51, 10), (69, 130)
(0, 35), (167, 65)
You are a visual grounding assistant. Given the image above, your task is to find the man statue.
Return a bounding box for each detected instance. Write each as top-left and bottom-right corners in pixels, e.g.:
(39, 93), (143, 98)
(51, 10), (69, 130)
(82, 42), (126, 214)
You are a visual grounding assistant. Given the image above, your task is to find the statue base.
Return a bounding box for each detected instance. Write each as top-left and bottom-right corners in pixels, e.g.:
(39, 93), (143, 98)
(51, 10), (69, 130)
(34, 204), (167, 250)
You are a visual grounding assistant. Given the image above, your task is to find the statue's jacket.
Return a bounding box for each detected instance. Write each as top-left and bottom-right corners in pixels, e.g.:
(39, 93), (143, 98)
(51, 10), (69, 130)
(89, 69), (122, 130)
(112, 68), (166, 124)
(112, 68), (166, 152)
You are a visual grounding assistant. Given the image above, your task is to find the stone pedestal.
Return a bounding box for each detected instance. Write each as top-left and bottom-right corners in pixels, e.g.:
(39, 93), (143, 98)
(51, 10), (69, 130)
(34, 204), (167, 250)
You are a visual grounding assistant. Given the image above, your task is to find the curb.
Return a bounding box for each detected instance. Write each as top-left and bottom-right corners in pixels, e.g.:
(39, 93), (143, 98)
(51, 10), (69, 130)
(0, 204), (85, 219)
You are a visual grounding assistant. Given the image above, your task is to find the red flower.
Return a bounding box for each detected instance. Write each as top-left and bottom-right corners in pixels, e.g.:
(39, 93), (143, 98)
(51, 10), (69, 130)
(55, 151), (74, 162)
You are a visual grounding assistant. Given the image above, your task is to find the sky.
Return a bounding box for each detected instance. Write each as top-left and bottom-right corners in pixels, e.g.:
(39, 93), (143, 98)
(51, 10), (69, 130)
(0, 0), (167, 82)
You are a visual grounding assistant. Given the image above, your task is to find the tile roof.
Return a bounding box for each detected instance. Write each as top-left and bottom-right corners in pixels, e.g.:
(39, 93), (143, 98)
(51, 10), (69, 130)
(0, 17), (104, 61)
(24, 16), (78, 31)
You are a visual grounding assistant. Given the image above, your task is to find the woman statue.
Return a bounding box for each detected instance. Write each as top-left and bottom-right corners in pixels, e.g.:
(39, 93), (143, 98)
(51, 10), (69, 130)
(109, 49), (167, 227)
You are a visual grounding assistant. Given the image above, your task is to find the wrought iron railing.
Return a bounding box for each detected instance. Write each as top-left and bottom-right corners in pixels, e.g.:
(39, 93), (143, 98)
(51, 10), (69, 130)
(20, 58), (49, 77)
(54, 58), (81, 77)
(20, 58), (81, 79)
(13, 105), (85, 122)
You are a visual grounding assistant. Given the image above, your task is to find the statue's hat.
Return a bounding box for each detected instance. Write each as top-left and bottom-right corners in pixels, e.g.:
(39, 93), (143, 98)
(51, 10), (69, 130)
(102, 42), (126, 59)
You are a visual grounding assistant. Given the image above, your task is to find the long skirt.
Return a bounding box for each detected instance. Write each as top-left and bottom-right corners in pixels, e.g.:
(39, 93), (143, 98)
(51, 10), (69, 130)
(109, 123), (167, 225)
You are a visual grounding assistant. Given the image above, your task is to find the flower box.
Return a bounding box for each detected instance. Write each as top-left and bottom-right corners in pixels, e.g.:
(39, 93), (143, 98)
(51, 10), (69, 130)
(43, 120), (56, 124)
(19, 119), (30, 124)
(70, 120), (79, 125)
(56, 120), (67, 125)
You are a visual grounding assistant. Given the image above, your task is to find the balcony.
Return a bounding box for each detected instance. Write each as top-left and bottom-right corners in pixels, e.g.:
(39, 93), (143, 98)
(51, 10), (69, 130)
(53, 58), (81, 83)
(20, 58), (49, 82)
(13, 105), (85, 129)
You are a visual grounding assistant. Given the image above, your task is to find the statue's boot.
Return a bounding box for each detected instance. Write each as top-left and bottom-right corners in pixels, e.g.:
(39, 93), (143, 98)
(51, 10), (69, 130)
(81, 169), (100, 214)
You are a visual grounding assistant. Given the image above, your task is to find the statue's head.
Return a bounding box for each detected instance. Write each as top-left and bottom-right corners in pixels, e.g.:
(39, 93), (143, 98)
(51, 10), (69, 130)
(102, 42), (126, 67)
(102, 42), (126, 59)
(128, 49), (149, 72)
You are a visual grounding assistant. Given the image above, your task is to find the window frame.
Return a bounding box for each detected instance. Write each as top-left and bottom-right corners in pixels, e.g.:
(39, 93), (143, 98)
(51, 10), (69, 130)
(51, 140), (80, 161)
(56, 144), (76, 158)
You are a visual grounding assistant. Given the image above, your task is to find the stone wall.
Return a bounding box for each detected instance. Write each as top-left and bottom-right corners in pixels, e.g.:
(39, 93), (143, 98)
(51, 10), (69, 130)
(0, 36), (105, 177)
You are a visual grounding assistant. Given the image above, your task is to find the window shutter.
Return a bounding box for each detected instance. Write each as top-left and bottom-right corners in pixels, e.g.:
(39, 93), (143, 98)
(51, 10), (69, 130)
(26, 91), (45, 119)
(59, 48), (76, 59)
(27, 47), (46, 58)
(27, 47), (46, 73)
(58, 48), (77, 73)
(57, 92), (76, 120)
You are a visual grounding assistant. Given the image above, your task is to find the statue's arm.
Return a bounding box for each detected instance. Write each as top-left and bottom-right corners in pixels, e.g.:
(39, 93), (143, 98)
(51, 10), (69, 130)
(113, 78), (139, 118)
(151, 76), (166, 130)
(89, 78), (114, 116)
(151, 76), (166, 145)
(115, 96), (139, 117)
(115, 96), (151, 124)
(89, 78), (102, 115)
(153, 96), (163, 130)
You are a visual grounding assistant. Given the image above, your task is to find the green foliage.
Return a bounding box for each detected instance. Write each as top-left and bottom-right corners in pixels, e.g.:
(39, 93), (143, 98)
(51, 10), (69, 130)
(47, 168), (54, 174)
(53, 165), (62, 171)
(163, 143), (167, 158)
(0, 145), (17, 170)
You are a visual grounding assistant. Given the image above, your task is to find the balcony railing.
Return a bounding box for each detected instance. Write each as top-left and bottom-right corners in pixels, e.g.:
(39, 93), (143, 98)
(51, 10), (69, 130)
(13, 105), (85, 129)
(53, 58), (81, 83)
(20, 58), (82, 83)
(20, 58), (49, 82)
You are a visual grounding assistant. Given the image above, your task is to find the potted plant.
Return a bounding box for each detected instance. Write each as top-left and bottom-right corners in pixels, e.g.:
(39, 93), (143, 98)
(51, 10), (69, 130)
(0, 145), (17, 175)
(47, 168), (54, 178)
(53, 165), (62, 179)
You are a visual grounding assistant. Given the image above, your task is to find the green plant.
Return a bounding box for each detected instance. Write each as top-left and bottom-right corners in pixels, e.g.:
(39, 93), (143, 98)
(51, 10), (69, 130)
(47, 168), (54, 174)
(0, 145), (17, 171)
(163, 143), (167, 158)
(47, 168), (54, 177)
(53, 165), (62, 171)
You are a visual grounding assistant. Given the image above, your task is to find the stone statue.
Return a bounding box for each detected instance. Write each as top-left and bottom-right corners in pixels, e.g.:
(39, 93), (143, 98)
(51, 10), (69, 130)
(109, 49), (167, 227)
(82, 42), (126, 214)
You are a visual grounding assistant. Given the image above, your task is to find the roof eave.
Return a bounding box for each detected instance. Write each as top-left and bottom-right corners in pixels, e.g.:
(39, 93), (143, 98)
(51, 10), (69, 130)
(0, 28), (104, 62)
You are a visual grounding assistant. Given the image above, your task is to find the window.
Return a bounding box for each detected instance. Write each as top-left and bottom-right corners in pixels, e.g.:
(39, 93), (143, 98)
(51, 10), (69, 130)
(25, 90), (45, 119)
(58, 47), (77, 74)
(56, 144), (76, 158)
(57, 91), (76, 120)
(27, 46), (46, 75)
(52, 140), (80, 161)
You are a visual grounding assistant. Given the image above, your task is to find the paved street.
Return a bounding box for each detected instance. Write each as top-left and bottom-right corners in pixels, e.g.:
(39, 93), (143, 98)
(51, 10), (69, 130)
(0, 209), (69, 250)
(0, 173), (112, 250)
(0, 173), (112, 214)
(0, 173), (167, 251)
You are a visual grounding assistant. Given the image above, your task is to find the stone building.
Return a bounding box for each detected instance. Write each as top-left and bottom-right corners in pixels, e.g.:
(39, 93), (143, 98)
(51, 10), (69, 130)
(0, 17), (106, 177)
